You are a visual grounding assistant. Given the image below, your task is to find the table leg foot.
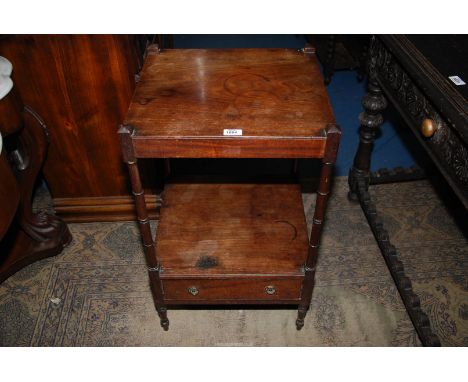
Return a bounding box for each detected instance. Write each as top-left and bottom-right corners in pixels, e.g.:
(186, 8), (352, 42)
(296, 307), (308, 330)
(347, 190), (359, 202)
(296, 318), (305, 331)
(157, 306), (169, 331)
(160, 318), (170, 331)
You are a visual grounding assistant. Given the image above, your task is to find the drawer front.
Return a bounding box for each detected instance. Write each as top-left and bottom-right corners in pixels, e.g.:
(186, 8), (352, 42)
(372, 37), (468, 207)
(162, 278), (303, 302)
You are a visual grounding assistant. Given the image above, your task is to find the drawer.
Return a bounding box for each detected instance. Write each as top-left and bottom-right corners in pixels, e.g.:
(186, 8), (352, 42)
(162, 277), (303, 303)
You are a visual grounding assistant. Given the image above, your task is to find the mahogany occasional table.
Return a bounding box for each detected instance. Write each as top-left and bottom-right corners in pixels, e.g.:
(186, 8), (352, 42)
(118, 44), (341, 331)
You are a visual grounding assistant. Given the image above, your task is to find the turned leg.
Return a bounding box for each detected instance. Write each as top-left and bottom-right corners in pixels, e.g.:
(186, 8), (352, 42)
(297, 125), (341, 330)
(348, 77), (387, 201)
(118, 125), (169, 331)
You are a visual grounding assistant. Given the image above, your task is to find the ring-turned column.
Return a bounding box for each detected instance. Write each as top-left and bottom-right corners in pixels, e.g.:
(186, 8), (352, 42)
(118, 124), (169, 331)
(297, 124), (341, 330)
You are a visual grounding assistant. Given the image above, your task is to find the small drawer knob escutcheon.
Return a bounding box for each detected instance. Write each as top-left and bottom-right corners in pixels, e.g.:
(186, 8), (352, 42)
(188, 286), (199, 296)
(420, 118), (438, 138)
(265, 285), (276, 295)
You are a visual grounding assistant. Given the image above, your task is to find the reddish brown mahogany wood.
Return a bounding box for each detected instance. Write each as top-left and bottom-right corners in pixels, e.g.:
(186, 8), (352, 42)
(0, 152), (19, 238)
(118, 123), (169, 330)
(156, 183), (309, 278)
(126, 48), (334, 158)
(0, 35), (157, 222)
(163, 278), (302, 302)
(132, 136), (326, 159)
(53, 195), (160, 223)
(0, 89), (71, 283)
(0, 87), (22, 136)
(120, 47), (341, 330)
(296, 125), (341, 329)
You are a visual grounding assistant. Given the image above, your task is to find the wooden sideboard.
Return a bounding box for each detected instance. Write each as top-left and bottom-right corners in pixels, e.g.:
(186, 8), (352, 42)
(0, 35), (160, 222)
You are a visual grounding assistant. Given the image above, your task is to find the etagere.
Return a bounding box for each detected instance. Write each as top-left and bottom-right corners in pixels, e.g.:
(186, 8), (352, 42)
(119, 45), (341, 330)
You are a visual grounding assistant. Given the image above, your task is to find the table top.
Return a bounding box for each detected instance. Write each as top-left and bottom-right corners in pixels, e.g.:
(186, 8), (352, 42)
(125, 48), (335, 142)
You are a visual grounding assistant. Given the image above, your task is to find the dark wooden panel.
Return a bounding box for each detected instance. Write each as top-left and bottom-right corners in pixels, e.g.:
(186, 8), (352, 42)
(0, 35), (157, 221)
(0, 151), (19, 239)
(156, 183), (309, 277)
(0, 86), (23, 136)
(374, 36), (468, 209)
(0, 88), (71, 283)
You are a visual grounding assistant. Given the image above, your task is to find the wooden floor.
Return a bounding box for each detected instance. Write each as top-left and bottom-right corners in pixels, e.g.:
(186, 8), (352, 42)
(155, 183), (309, 278)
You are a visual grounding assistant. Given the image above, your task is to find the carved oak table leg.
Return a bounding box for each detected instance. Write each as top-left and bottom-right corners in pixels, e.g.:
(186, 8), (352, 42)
(348, 77), (387, 201)
(297, 125), (341, 330)
(0, 86), (71, 283)
(355, 179), (440, 346)
(118, 125), (169, 331)
(347, 66), (441, 346)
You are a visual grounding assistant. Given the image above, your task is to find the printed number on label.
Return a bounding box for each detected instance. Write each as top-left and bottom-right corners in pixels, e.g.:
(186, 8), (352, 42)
(223, 129), (243, 136)
(448, 76), (466, 86)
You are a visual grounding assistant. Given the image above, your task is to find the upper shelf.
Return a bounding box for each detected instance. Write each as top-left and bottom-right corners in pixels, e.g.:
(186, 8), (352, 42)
(124, 48), (335, 158)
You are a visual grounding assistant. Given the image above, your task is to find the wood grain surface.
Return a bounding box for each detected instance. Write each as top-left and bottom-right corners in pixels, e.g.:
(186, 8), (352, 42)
(126, 48), (334, 158)
(163, 278), (302, 303)
(0, 35), (156, 222)
(156, 183), (309, 277)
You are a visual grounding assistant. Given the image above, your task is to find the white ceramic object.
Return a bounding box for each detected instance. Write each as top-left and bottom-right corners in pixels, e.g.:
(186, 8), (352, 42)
(0, 56), (13, 101)
(0, 56), (14, 154)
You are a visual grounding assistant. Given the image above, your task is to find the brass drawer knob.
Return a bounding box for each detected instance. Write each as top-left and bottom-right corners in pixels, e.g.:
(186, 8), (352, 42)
(188, 286), (199, 296)
(421, 118), (438, 138)
(265, 285), (276, 295)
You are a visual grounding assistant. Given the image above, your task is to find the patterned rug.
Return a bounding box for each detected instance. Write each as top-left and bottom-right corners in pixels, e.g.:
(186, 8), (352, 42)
(1, 177), (467, 346)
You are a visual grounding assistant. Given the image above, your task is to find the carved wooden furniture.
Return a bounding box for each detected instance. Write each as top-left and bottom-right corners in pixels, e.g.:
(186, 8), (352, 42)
(0, 35), (160, 223)
(348, 35), (468, 346)
(0, 60), (71, 283)
(119, 45), (341, 330)
(306, 35), (370, 84)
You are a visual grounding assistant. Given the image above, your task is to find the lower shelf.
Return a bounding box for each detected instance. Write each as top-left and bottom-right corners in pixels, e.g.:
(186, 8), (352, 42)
(156, 182), (310, 303)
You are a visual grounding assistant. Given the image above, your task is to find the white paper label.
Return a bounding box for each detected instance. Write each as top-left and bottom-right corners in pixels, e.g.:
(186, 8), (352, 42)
(448, 76), (466, 86)
(223, 129), (243, 136)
